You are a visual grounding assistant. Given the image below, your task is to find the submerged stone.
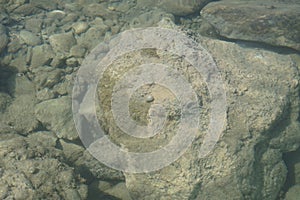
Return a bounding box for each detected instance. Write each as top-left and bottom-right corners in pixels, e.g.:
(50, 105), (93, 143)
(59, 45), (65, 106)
(201, 1), (300, 51)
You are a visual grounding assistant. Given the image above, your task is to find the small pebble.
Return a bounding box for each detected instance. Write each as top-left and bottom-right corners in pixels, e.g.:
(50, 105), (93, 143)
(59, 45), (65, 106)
(146, 95), (154, 102)
(72, 22), (89, 35)
(16, 73), (24, 77)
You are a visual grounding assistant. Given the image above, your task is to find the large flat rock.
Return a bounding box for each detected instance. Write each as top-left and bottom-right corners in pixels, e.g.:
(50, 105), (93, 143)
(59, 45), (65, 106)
(201, 1), (300, 51)
(123, 35), (300, 200)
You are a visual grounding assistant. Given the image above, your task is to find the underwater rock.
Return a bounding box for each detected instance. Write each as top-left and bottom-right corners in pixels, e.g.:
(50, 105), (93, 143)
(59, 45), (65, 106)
(82, 3), (118, 20)
(36, 88), (55, 101)
(104, 182), (133, 200)
(75, 150), (125, 181)
(3, 75), (39, 134)
(25, 18), (43, 33)
(0, 92), (11, 112)
(201, 1), (300, 51)
(0, 8), (10, 25)
(32, 66), (63, 89)
(49, 32), (76, 53)
(122, 34), (300, 200)
(7, 36), (22, 53)
(12, 3), (42, 16)
(0, 133), (88, 199)
(76, 18), (109, 50)
(59, 139), (125, 184)
(128, 10), (174, 29)
(19, 30), (42, 46)
(30, 0), (59, 11)
(137, 0), (212, 16)
(35, 96), (78, 140)
(0, 24), (8, 54)
(285, 185), (300, 200)
(5, 94), (39, 134)
(72, 22), (89, 35)
(30, 44), (55, 68)
(70, 44), (86, 58)
(9, 51), (28, 72)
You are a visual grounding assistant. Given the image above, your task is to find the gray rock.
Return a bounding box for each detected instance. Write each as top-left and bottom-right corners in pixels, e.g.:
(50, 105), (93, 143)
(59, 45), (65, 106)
(90, 180), (113, 192)
(36, 88), (55, 101)
(0, 24), (8, 54)
(66, 57), (78, 67)
(285, 185), (300, 200)
(35, 96), (78, 140)
(42, 11), (66, 30)
(0, 8), (10, 25)
(64, 2), (82, 12)
(49, 32), (76, 53)
(0, 133), (88, 199)
(82, 3), (115, 19)
(7, 36), (22, 53)
(30, 0), (58, 10)
(32, 66), (63, 89)
(59, 139), (85, 164)
(25, 18), (43, 33)
(4, 76), (39, 134)
(200, 1), (300, 51)
(61, 13), (79, 24)
(12, 3), (42, 16)
(70, 44), (86, 58)
(75, 150), (125, 181)
(76, 20), (108, 50)
(128, 10), (174, 29)
(0, 92), (11, 112)
(0, 183), (8, 199)
(19, 30), (42, 46)
(104, 183), (132, 200)
(49, 52), (66, 68)
(0, 64), (14, 94)
(137, 0), (212, 16)
(88, 180), (125, 200)
(9, 51), (28, 72)
(52, 73), (73, 96)
(109, 0), (134, 13)
(72, 22), (89, 35)
(59, 139), (124, 182)
(30, 44), (54, 68)
(283, 147), (300, 189)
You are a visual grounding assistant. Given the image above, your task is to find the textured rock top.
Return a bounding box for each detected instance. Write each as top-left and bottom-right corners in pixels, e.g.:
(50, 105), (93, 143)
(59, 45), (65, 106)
(201, 1), (300, 51)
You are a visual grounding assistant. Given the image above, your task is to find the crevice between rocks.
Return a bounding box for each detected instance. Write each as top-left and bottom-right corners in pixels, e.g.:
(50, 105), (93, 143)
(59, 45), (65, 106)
(282, 147), (300, 198)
